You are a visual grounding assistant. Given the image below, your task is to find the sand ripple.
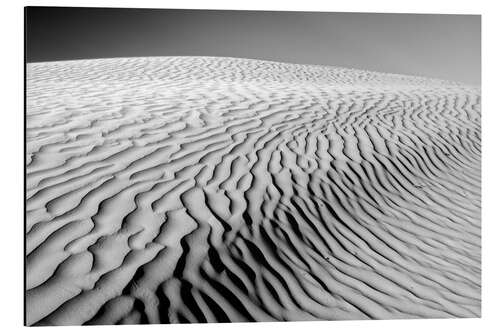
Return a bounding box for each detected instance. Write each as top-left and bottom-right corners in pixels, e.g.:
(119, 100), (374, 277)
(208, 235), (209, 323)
(26, 57), (481, 325)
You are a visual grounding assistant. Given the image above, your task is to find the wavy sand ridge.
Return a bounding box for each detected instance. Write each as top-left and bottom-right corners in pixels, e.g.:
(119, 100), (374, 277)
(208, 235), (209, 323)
(26, 57), (481, 325)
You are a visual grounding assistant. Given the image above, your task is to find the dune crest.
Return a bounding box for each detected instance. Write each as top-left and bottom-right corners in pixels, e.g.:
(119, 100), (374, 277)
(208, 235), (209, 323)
(26, 56), (481, 325)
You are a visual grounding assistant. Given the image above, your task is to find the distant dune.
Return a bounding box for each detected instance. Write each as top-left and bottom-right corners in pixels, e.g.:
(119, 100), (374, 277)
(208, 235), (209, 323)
(25, 57), (481, 325)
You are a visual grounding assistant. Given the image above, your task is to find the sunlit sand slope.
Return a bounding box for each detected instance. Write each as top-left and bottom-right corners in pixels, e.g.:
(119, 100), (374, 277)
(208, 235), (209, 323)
(26, 57), (481, 325)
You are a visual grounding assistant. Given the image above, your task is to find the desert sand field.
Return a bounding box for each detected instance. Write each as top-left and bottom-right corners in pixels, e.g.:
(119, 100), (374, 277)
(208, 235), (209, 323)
(25, 56), (481, 325)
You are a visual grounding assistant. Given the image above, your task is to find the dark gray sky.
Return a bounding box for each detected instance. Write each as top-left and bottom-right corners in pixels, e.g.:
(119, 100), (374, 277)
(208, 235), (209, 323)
(25, 7), (481, 85)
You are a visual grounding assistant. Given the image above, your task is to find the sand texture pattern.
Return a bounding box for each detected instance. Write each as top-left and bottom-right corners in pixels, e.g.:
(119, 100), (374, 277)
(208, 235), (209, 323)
(26, 57), (481, 325)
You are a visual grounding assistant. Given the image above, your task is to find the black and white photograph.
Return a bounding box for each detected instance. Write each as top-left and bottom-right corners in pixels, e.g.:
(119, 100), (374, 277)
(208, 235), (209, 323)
(24, 5), (481, 327)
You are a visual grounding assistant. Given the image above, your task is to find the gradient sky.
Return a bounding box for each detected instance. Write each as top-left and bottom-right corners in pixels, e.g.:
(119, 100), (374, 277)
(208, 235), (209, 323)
(25, 7), (481, 85)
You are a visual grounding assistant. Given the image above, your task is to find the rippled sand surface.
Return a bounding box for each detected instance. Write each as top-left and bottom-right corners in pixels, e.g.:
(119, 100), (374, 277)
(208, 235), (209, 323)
(26, 57), (481, 325)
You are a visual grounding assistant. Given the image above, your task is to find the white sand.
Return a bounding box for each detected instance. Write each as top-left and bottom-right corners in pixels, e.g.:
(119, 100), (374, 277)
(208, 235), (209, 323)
(26, 56), (481, 325)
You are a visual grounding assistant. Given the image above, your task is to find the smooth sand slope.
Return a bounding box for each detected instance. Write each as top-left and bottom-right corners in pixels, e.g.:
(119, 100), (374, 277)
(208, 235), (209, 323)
(26, 57), (481, 325)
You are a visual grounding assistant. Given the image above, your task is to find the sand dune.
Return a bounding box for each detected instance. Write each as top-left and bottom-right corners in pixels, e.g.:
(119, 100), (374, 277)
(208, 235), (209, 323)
(25, 56), (481, 325)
